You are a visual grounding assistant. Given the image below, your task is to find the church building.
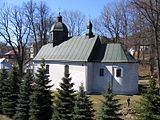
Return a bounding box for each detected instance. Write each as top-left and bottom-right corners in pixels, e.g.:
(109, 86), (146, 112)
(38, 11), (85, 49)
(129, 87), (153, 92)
(33, 14), (139, 94)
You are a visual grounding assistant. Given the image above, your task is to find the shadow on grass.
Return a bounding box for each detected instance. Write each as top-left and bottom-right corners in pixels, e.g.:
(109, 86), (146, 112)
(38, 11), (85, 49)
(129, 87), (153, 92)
(139, 75), (150, 80)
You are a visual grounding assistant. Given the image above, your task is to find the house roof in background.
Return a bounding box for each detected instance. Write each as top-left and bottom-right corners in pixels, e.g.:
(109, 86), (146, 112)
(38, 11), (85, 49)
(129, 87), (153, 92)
(4, 50), (16, 56)
(34, 35), (137, 63)
(0, 58), (5, 63)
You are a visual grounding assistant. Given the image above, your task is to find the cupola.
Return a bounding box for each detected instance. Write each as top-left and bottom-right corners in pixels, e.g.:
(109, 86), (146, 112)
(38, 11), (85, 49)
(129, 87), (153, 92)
(86, 20), (94, 38)
(50, 13), (68, 46)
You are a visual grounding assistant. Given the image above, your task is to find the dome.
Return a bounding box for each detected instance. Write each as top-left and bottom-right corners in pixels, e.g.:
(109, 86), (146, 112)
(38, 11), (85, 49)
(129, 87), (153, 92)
(50, 14), (69, 46)
(50, 22), (68, 32)
(50, 14), (68, 33)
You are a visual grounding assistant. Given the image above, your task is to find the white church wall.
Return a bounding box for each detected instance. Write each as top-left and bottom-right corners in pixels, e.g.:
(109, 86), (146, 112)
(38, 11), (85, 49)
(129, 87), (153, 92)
(85, 63), (94, 93)
(92, 63), (139, 94)
(91, 63), (112, 93)
(34, 61), (139, 94)
(112, 63), (139, 94)
(34, 61), (87, 92)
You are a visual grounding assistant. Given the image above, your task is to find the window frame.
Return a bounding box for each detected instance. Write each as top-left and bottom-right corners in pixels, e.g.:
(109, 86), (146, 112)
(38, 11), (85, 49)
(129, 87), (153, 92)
(116, 68), (122, 78)
(99, 68), (104, 77)
(65, 65), (69, 74)
(46, 65), (49, 74)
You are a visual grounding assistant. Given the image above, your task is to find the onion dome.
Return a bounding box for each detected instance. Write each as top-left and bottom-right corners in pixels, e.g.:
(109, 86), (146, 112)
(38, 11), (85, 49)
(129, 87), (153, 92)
(50, 13), (68, 33)
(50, 13), (68, 46)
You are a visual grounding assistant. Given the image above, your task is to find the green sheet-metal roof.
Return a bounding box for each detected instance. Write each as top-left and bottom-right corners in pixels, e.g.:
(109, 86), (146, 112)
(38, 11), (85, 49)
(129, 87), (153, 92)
(34, 36), (98, 61)
(101, 44), (136, 62)
(34, 35), (137, 63)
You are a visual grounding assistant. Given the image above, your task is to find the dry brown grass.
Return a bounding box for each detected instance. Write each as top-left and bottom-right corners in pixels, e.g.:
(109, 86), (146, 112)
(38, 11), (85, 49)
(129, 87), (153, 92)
(139, 64), (150, 79)
(0, 115), (11, 120)
(90, 95), (141, 120)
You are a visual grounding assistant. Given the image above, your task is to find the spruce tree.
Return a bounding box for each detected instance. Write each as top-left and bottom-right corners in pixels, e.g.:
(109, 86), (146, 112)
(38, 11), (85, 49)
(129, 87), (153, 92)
(99, 84), (122, 120)
(53, 65), (75, 120)
(136, 77), (160, 120)
(29, 60), (53, 120)
(73, 83), (95, 120)
(13, 71), (32, 120)
(1, 66), (20, 118)
(52, 92), (60, 120)
(0, 69), (8, 114)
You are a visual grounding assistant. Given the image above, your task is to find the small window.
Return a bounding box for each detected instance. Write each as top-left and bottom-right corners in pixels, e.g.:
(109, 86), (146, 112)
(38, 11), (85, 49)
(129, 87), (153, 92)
(116, 68), (122, 77)
(46, 65), (49, 74)
(99, 68), (104, 76)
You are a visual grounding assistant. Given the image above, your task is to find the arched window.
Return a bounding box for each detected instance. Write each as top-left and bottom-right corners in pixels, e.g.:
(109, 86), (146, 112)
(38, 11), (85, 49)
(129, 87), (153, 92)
(65, 65), (69, 74)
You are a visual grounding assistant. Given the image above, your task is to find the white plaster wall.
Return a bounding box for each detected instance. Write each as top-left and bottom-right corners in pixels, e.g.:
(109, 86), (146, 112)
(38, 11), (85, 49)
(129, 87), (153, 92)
(92, 63), (139, 94)
(92, 63), (112, 93)
(112, 63), (139, 94)
(34, 61), (139, 94)
(86, 63), (94, 93)
(34, 62), (86, 92)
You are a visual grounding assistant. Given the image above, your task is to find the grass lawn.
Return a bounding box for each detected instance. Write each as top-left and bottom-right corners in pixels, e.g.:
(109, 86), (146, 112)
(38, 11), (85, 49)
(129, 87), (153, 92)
(90, 94), (141, 119)
(0, 115), (11, 120)
(0, 95), (141, 120)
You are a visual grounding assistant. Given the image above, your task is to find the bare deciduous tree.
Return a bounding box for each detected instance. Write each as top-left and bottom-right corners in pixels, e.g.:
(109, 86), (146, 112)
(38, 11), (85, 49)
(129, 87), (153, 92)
(129, 8), (151, 58)
(94, 1), (131, 43)
(101, 4), (123, 42)
(24, 0), (38, 53)
(0, 6), (30, 75)
(24, 0), (54, 54)
(62, 10), (86, 36)
(131, 0), (160, 90)
(119, 1), (131, 46)
(93, 17), (106, 36)
(36, 1), (54, 46)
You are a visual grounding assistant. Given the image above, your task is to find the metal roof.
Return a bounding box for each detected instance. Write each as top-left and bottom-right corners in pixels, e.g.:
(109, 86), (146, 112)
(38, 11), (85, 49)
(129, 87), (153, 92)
(50, 22), (68, 32)
(34, 36), (98, 62)
(101, 44), (136, 62)
(50, 15), (68, 32)
(34, 36), (137, 63)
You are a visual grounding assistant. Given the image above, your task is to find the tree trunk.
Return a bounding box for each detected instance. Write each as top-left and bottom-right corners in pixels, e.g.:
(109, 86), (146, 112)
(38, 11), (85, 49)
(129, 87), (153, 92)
(154, 29), (160, 92)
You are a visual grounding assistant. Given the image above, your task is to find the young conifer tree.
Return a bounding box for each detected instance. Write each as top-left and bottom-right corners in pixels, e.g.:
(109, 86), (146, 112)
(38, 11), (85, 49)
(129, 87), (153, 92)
(29, 60), (53, 120)
(1, 66), (20, 118)
(52, 92), (60, 120)
(53, 65), (75, 120)
(0, 69), (8, 114)
(136, 76), (160, 120)
(73, 83), (95, 120)
(13, 71), (32, 120)
(99, 83), (122, 120)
